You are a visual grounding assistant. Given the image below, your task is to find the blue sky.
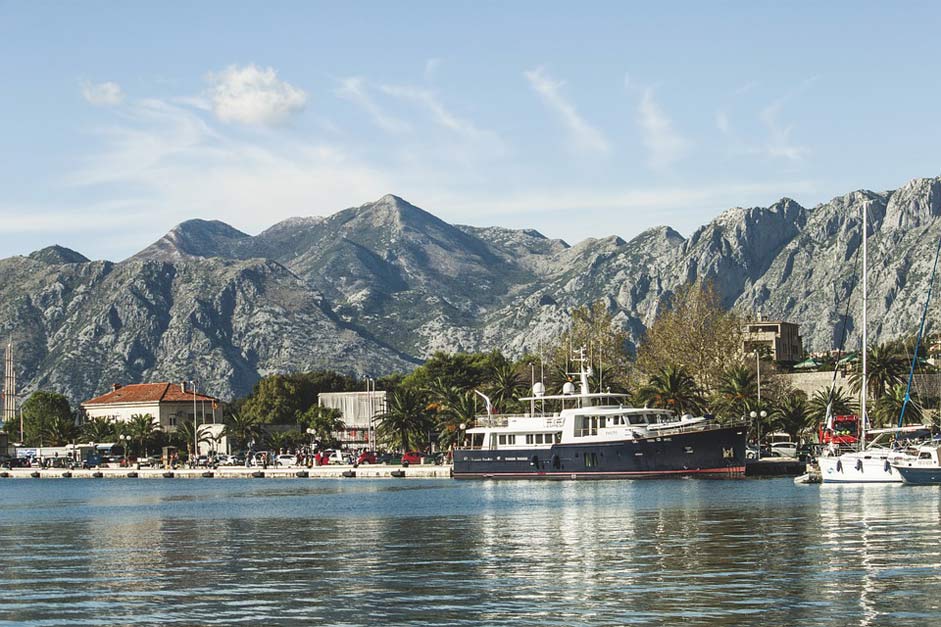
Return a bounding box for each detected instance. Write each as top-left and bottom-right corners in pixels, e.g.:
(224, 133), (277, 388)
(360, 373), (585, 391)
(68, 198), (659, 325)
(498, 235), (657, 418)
(2, 1), (941, 260)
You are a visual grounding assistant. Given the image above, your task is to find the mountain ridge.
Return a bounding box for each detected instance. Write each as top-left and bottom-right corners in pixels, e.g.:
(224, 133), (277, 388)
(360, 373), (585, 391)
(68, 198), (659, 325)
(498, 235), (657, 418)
(5, 174), (941, 403)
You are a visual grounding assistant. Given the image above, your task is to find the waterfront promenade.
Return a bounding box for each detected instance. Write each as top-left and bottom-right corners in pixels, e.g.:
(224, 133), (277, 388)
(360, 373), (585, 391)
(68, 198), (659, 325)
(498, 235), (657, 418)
(0, 464), (453, 479)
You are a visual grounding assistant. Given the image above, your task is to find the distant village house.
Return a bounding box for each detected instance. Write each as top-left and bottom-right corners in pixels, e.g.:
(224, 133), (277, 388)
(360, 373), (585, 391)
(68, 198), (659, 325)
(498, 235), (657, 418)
(81, 382), (226, 454)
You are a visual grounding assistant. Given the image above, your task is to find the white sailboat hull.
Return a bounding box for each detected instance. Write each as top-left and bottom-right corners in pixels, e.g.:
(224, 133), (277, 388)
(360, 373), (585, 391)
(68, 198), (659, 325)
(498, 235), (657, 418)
(818, 452), (902, 483)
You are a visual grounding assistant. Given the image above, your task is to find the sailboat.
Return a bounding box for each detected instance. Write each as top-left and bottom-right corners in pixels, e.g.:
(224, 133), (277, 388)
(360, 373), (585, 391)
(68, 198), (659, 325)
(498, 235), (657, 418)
(817, 205), (938, 483)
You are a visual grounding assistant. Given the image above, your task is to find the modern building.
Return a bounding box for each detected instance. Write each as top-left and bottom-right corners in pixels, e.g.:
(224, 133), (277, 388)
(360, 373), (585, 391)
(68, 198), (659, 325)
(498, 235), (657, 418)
(318, 390), (386, 449)
(743, 319), (803, 363)
(81, 382), (226, 454)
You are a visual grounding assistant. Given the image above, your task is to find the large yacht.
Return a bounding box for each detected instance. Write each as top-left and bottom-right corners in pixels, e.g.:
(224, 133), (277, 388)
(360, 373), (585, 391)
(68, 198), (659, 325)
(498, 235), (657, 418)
(453, 355), (747, 479)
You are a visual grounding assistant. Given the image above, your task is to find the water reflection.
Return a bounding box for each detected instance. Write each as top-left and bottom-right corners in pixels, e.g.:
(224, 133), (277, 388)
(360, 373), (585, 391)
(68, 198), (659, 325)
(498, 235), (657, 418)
(1, 480), (941, 625)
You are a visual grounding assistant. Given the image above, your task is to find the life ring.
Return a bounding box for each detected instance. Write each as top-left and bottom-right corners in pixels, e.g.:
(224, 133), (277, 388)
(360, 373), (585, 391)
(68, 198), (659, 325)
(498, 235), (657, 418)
(836, 460), (843, 472)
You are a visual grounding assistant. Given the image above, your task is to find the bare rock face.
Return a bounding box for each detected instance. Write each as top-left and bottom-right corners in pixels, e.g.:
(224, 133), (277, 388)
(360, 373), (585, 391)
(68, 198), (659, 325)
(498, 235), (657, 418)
(5, 176), (941, 403)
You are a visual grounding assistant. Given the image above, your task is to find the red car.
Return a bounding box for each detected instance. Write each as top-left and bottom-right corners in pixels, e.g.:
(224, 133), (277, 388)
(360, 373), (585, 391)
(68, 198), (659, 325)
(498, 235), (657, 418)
(357, 451), (377, 465)
(401, 451), (422, 465)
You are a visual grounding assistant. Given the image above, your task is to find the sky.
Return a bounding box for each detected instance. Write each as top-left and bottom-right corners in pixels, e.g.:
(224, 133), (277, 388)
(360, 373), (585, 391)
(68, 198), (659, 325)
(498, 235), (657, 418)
(2, 1), (941, 260)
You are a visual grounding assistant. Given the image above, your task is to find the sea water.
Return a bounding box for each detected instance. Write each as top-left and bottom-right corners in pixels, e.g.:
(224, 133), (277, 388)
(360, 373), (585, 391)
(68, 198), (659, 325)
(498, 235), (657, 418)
(0, 478), (939, 626)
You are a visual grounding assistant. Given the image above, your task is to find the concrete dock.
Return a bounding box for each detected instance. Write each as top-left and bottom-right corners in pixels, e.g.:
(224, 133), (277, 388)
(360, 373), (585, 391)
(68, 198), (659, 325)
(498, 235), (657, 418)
(0, 465), (453, 479)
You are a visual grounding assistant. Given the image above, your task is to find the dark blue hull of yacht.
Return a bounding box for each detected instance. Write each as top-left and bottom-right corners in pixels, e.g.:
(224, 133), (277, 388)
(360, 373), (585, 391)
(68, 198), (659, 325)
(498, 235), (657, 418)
(894, 465), (941, 485)
(453, 424), (747, 479)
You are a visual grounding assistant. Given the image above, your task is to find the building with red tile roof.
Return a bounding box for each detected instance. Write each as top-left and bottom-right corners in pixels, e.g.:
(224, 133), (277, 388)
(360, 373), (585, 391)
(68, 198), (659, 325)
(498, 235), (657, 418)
(81, 382), (225, 454)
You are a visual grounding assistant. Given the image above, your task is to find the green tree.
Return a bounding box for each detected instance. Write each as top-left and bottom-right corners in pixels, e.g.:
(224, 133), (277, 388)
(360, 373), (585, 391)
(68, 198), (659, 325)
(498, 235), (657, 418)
(239, 370), (362, 424)
(488, 362), (527, 414)
(21, 391), (73, 446)
(806, 387), (856, 426)
(127, 413), (159, 456)
(849, 342), (908, 401)
(42, 413), (80, 446)
(873, 383), (923, 427)
(635, 365), (706, 415)
(299, 405), (345, 448)
(375, 388), (433, 451)
(711, 365), (758, 421)
(222, 412), (264, 451)
(81, 416), (116, 443)
(770, 392), (810, 440)
(434, 390), (478, 451)
(173, 421), (214, 459)
(636, 281), (743, 393)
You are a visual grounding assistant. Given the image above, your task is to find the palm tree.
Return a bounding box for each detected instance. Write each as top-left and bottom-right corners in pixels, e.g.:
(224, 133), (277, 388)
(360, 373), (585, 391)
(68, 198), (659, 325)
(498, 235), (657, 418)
(222, 412), (264, 451)
(635, 365), (705, 415)
(873, 383), (922, 427)
(488, 362), (526, 413)
(127, 413), (159, 456)
(806, 387), (856, 426)
(435, 391), (478, 451)
(771, 393), (810, 441)
(81, 416), (115, 443)
(42, 414), (80, 446)
(712, 365), (757, 420)
(375, 388), (432, 451)
(174, 420), (214, 459)
(849, 342), (907, 401)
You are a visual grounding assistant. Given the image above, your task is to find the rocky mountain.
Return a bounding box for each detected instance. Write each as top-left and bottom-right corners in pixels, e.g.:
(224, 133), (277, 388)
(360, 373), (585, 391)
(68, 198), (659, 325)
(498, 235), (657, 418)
(4, 178), (941, 404)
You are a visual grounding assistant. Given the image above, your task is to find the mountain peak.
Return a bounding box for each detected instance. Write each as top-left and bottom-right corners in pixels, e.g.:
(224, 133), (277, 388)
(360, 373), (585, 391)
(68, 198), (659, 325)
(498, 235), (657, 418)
(133, 219), (250, 261)
(28, 245), (89, 265)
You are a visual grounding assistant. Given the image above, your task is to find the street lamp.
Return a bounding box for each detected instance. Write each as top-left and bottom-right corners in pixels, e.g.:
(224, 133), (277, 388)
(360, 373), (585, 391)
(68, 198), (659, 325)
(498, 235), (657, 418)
(119, 433), (131, 467)
(749, 410), (768, 459)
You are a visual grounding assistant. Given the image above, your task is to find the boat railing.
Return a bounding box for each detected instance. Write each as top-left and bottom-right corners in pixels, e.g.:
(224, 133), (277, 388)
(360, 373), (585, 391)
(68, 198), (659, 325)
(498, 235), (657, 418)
(648, 418), (746, 437)
(474, 414), (564, 428)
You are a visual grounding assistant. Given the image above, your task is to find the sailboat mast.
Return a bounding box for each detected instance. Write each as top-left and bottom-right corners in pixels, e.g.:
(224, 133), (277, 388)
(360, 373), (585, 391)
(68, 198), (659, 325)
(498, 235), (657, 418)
(860, 203), (868, 449)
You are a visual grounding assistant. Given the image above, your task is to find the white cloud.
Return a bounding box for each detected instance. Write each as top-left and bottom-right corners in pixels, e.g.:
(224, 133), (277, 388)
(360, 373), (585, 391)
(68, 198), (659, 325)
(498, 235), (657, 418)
(716, 111), (730, 134)
(206, 64), (307, 126)
(82, 81), (124, 106)
(336, 77), (410, 133)
(66, 98), (391, 247)
(637, 88), (689, 169)
(379, 84), (492, 142)
(524, 67), (609, 154)
(424, 58), (442, 81)
(760, 101), (806, 161)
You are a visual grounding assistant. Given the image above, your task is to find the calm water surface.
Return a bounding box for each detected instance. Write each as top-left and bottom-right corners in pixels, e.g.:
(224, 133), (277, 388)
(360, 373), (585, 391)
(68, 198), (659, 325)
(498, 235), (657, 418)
(1, 478), (940, 626)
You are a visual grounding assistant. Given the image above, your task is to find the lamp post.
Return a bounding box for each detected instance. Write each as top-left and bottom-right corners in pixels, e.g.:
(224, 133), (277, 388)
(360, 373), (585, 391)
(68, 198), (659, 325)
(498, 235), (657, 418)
(190, 380), (198, 460)
(119, 433), (131, 466)
(750, 410), (768, 458)
(459, 423), (466, 450)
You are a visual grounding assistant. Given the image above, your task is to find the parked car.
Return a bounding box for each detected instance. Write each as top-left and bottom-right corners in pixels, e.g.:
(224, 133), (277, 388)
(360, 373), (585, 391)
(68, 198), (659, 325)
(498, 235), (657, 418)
(357, 451), (377, 465)
(275, 454), (296, 467)
(376, 452), (398, 465)
(401, 451), (422, 465)
(769, 441), (798, 458)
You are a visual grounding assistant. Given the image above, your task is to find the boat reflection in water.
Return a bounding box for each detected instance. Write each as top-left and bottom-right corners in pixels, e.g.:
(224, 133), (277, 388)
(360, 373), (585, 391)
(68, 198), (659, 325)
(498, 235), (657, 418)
(454, 350), (746, 479)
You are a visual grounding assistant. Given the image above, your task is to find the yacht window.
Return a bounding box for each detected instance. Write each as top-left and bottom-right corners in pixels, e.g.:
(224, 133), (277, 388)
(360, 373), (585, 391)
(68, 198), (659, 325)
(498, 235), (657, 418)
(507, 435), (516, 445)
(599, 417), (606, 429)
(535, 434), (543, 444)
(555, 433), (562, 443)
(629, 414), (646, 425)
(489, 434), (499, 450)
(920, 451), (932, 459)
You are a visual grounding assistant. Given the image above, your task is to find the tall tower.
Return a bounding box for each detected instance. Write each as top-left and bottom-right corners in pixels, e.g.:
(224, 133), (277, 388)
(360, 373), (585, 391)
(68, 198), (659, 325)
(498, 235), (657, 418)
(2, 338), (17, 441)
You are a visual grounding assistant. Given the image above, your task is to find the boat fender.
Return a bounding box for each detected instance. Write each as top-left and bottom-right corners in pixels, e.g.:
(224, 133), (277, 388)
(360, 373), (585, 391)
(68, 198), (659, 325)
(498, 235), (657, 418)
(836, 460), (843, 472)
(92, 471), (104, 478)
(855, 459), (863, 472)
(30, 471), (40, 478)
(884, 460), (891, 473)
